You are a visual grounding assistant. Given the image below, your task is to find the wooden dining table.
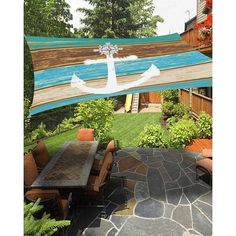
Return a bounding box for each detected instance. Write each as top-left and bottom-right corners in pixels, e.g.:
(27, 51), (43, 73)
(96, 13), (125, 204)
(31, 141), (99, 188)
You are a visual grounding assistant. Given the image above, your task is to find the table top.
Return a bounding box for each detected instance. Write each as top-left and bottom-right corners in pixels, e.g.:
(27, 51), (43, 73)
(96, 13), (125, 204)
(31, 141), (99, 188)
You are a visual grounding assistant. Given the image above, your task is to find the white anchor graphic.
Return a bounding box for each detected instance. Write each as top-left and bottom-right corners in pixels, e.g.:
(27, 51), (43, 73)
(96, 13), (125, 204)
(71, 43), (160, 94)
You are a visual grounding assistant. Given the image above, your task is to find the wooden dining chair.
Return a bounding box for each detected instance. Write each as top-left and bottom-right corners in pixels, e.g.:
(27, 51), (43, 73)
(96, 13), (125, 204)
(92, 140), (117, 174)
(24, 152), (39, 191)
(77, 128), (95, 141)
(25, 188), (70, 220)
(32, 140), (50, 172)
(86, 152), (113, 202)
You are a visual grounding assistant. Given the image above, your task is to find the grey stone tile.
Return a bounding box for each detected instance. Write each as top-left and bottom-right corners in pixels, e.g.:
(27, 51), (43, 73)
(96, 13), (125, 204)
(134, 181), (149, 201)
(147, 168), (166, 201)
(183, 184), (210, 203)
(165, 181), (180, 190)
(173, 205), (192, 229)
(135, 198), (164, 218)
(110, 215), (128, 229)
(166, 188), (182, 205)
(188, 229), (201, 235)
(162, 151), (181, 163)
(84, 218), (114, 236)
(108, 188), (127, 205)
(136, 148), (153, 155)
(148, 161), (163, 168)
(180, 194), (190, 205)
(194, 201), (212, 221)
(117, 217), (186, 236)
(163, 203), (175, 218)
(198, 191), (212, 205)
(177, 171), (193, 188)
(185, 172), (198, 184)
(103, 202), (119, 219)
(163, 161), (181, 181)
(159, 166), (172, 182)
(192, 205), (212, 236)
(111, 172), (146, 182)
(106, 227), (117, 236)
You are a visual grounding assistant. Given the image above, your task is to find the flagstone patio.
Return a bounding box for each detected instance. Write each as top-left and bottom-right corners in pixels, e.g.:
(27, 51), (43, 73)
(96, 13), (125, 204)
(66, 148), (212, 236)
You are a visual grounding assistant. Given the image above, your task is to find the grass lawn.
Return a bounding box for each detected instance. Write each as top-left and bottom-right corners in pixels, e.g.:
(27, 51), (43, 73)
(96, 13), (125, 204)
(25, 112), (162, 156)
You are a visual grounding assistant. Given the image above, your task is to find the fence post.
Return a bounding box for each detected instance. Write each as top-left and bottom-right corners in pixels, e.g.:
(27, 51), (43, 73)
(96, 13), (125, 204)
(189, 88), (193, 109)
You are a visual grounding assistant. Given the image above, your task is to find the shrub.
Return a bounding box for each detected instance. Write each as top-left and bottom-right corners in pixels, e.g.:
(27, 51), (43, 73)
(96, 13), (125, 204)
(169, 118), (197, 149)
(196, 111), (212, 138)
(74, 99), (115, 145)
(161, 90), (179, 103)
(24, 199), (70, 236)
(172, 103), (191, 118)
(138, 124), (167, 148)
(161, 101), (175, 118)
(166, 116), (180, 129)
(31, 122), (50, 142)
(54, 117), (76, 133)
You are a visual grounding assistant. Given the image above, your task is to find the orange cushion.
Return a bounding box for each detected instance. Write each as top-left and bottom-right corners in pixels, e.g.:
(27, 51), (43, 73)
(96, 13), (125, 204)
(87, 175), (100, 192)
(77, 128), (94, 141)
(196, 158), (212, 173)
(202, 149), (212, 158)
(32, 140), (50, 169)
(92, 159), (103, 171)
(24, 153), (38, 186)
(25, 188), (60, 201)
(102, 152), (113, 171)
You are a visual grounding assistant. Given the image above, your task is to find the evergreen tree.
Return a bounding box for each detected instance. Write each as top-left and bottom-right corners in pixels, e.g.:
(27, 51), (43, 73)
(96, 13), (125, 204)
(24, 0), (73, 37)
(24, 199), (70, 236)
(77, 0), (164, 38)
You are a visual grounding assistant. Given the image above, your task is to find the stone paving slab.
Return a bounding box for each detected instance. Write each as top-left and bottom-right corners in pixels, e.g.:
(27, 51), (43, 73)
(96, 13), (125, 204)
(74, 148), (212, 236)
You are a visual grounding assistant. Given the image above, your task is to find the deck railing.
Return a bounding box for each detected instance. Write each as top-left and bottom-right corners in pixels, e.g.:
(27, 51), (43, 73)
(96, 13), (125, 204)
(180, 89), (212, 117)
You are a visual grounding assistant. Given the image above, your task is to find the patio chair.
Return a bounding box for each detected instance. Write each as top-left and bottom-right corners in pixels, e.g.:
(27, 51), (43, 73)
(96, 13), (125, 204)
(32, 140), (50, 172)
(202, 148), (212, 159)
(77, 128), (95, 141)
(25, 188), (71, 220)
(196, 158), (212, 186)
(24, 152), (39, 191)
(92, 140), (118, 174)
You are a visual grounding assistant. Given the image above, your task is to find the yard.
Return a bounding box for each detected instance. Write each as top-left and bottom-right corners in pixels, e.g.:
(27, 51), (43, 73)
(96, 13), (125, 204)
(25, 112), (162, 156)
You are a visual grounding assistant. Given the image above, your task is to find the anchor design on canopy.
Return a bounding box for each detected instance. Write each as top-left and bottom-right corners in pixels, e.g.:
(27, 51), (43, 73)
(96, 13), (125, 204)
(71, 43), (160, 94)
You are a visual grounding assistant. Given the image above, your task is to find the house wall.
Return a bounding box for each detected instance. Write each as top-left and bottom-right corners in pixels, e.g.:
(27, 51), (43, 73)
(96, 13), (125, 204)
(197, 0), (207, 23)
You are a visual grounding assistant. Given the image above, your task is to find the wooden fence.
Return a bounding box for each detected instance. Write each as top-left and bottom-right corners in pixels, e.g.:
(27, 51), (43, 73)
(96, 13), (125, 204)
(179, 89), (212, 117)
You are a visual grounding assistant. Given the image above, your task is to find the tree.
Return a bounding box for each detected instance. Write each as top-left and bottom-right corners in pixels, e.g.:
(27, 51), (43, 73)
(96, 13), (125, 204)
(24, 199), (70, 235)
(77, 0), (164, 38)
(24, 0), (73, 37)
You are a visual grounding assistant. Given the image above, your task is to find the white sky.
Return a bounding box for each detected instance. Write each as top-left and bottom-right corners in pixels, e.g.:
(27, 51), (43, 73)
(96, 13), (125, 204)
(66, 0), (197, 35)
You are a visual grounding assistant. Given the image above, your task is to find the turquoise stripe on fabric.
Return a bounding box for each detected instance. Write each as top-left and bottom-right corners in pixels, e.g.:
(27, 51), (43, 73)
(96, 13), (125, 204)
(35, 51), (211, 90)
(25, 33), (181, 49)
(30, 78), (212, 116)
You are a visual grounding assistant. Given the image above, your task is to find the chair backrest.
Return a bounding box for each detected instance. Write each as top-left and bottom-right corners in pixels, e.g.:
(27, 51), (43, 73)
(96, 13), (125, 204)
(24, 153), (38, 186)
(106, 140), (116, 153)
(102, 151), (114, 171)
(77, 128), (94, 141)
(32, 140), (50, 169)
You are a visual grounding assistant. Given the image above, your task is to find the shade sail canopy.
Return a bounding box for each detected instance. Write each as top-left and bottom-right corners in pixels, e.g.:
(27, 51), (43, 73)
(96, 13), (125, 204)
(25, 33), (212, 116)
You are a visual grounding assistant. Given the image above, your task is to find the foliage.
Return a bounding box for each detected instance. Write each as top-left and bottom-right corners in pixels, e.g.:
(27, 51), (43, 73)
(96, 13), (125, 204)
(77, 0), (164, 38)
(161, 90), (179, 103)
(31, 122), (51, 142)
(169, 118), (197, 149)
(166, 116), (180, 130)
(196, 111), (212, 138)
(161, 101), (175, 118)
(74, 99), (115, 145)
(54, 118), (76, 133)
(24, 98), (31, 134)
(172, 103), (191, 119)
(24, 0), (73, 37)
(24, 199), (70, 236)
(138, 124), (167, 148)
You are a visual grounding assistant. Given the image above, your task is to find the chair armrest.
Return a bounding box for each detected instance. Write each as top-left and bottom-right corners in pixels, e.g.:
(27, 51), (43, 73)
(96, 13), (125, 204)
(25, 189), (60, 202)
